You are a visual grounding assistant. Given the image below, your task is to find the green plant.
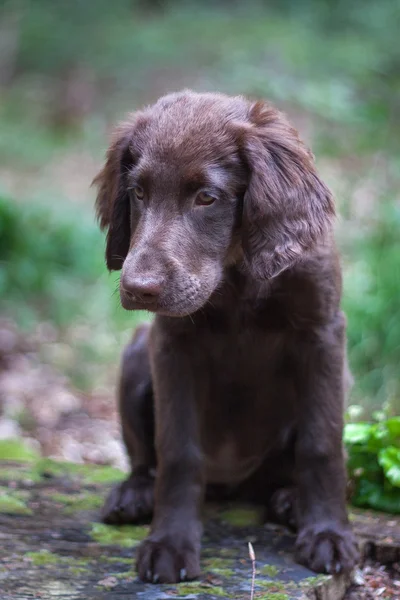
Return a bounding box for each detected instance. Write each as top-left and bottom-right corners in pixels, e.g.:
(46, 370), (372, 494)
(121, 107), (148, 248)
(0, 194), (102, 324)
(0, 194), (147, 389)
(0, 194), (141, 329)
(345, 409), (400, 513)
(343, 204), (400, 412)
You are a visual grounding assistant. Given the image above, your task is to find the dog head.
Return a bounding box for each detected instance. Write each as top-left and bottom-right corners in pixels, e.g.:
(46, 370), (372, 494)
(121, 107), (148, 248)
(94, 90), (334, 316)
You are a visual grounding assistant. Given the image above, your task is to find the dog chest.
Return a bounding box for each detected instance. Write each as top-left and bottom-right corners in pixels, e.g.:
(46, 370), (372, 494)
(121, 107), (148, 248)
(199, 374), (296, 485)
(204, 438), (264, 484)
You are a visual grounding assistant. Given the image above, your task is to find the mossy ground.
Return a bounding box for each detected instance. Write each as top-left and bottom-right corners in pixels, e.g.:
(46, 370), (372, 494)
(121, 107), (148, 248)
(25, 549), (92, 573)
(24, 549), (136, 581)
(219, 506), (262, 527)
(257, 580), (285, 591)
(299, 575), (330, 588)
(50, 491), (103, 514)
(0, 455), (351, 599)
(0, 441), (125, 487)
(174, 582), (229, 597)
(26, 550), (68, 566)
(0, 486), (32, 515)
(35, 457), (125, 485)
(90, 522), (149, 547)
(104, 556), (133, 565)
(0, 494), (32, 515)
(260, 564), (280, 577)
(203, 556), (236, 576)
(0, 439), (40, 462)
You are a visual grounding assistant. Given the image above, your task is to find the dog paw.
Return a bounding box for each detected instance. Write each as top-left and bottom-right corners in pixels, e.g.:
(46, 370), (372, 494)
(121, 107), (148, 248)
(266, 487), (297, 531)
(101, 471), (154, 524)
(137, 534), (200, 583)
(296, 523), (359, 574)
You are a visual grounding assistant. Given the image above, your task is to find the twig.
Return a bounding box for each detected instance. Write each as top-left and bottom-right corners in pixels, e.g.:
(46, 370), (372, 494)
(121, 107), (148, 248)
(248, 542), (256, 600)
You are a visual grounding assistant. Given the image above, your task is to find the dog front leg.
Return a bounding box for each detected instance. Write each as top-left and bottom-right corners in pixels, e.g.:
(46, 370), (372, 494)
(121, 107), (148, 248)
(295, 312), (359, 574)
(136, 324), (204, 584)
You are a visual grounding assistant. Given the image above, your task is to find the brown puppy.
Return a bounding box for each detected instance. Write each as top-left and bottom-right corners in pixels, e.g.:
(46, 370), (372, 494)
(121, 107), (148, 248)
(94, 90), (358, 583)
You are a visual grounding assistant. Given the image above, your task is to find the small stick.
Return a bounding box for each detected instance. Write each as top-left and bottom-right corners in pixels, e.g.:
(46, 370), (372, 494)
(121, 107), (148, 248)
(248, 542), (256, 600)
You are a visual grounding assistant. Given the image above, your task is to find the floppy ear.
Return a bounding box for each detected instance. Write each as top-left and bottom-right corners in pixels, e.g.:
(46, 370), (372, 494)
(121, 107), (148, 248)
(92, 118), (138, 271)
(241, 101), (335, 280)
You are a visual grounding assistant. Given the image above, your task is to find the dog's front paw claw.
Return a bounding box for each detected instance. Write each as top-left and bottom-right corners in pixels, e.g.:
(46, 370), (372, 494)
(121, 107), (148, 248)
(137, 535), (200, 584)
(296, 523), (359, 574)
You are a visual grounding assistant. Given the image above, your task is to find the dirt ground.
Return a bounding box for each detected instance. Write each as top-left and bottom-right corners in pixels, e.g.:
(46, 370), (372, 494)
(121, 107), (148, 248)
(0, 319), (128, 470)
(344, 563), (400, 599)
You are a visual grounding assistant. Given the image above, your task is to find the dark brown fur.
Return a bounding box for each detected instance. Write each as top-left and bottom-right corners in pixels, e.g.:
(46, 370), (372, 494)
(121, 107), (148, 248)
(94, 90), (358, 583)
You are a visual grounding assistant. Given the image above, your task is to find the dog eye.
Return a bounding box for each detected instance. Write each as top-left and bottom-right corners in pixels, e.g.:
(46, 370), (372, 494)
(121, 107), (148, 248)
(196, 192), (216, 206)
(133, 185), (144, 200)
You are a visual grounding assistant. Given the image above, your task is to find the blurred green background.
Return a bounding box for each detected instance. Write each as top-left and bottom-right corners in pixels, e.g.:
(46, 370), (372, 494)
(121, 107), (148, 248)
(0, 0), (399, 447)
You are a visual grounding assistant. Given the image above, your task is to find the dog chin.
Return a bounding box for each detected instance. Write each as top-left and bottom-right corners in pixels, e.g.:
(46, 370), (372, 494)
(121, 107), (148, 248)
(154, 303), (205, 318)
(155, 293), (215, 318)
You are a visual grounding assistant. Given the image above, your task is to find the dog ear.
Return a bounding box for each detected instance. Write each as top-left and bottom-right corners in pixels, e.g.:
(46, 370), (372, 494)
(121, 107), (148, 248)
(92, 117), (139, 271)
(240, 101), (335, 280)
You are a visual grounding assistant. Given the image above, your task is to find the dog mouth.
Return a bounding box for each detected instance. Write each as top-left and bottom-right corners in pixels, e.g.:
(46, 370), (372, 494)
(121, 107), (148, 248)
(120, 291), (208, 317)
(120, 290), (159, 313)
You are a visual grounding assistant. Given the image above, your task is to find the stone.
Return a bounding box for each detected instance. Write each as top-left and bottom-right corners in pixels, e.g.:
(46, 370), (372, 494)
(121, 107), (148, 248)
(0, 457), (355, 600)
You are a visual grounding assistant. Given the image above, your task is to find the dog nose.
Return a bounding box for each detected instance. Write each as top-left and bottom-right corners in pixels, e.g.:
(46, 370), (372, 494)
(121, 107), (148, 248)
(122, 275), (164, 303)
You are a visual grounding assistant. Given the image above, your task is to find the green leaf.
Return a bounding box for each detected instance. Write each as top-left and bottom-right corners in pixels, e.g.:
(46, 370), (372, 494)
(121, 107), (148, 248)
(344, 423), (372, 445)
(347, 446), (381, 480)
(386, 417), (400, 443)
(366, 423), (391, 452)
(378, 446), (400, 487)
(352, 479), (400, 514)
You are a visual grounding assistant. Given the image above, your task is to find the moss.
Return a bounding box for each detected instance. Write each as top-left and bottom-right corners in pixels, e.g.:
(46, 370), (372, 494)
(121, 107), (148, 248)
(0, 493), (32, 515)
(259, 564), (279, 577)
(176, 582), (229, 597)
(257, 580), (285, 591)
(112, 570), (136, 579)
(0, 485), (29, 498)
(1, 457), (124, 488)
(62, 556), (92, 569)
(203, 557), (234, 569)
(34, 458), (125, 485)
(70, 565), (90, 576)
(104, 556), (133, 565)
(77, 464), (125, 485)
(203, 556), (235, 578)
(209, 567), (235, 577)
(0, 439), (40, 462)
(0, 486), (32, 515)
(51, 491), (103, 513)
(26, 550), (92, 573)
(220, 506), (261, 527)
(0, 466), (42, 483)
(299, 575), (330, 587)
(90, 522), (149, 547)
(26, 550), (60, 566)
